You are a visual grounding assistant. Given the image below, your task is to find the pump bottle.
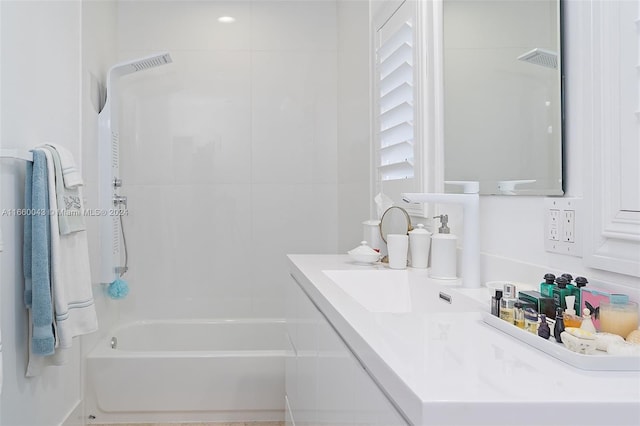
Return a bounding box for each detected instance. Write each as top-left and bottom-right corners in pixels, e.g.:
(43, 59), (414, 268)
(429, 215), (457, 279)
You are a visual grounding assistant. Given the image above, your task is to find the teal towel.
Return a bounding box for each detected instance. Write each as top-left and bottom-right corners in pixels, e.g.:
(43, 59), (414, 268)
(28, 150), (55, 356)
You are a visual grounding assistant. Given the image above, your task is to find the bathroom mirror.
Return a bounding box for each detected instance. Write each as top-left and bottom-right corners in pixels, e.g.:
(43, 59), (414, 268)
(443, 0), (563, 195)
(379, 206), (413, 243)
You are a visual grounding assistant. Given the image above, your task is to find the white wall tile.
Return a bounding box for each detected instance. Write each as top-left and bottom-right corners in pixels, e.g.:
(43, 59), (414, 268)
(251, 0), (337, 51)
(118, 1), (252, 51)
(251, 51), (337, 184)
(249, 183), (337, 317)
(119, 50), (252, 185)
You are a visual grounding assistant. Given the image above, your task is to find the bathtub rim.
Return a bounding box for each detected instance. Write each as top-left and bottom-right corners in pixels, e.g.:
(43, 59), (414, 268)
(87, 317), (287, 358)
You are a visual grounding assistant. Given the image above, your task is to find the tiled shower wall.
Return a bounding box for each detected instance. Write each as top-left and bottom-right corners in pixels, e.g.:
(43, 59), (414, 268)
(114, 0), (349, 320)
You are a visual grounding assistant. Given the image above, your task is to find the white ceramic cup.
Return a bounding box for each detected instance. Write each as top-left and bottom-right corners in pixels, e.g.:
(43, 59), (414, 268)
(387, 234), (409, 270)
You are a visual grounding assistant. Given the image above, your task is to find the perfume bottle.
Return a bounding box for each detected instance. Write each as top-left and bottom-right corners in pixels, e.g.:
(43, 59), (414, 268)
(580, 307), (597, 333)
(513, 302), (525, 329)
(554, 307), (565, 343)
(491, 290), (503, 317)
(500, 283), (517, 324)
(538, 314), (551, 339)
(524, 308), (539, 334)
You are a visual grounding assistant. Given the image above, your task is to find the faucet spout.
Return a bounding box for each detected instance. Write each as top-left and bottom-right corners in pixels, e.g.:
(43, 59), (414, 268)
(402, 191), (480, 288)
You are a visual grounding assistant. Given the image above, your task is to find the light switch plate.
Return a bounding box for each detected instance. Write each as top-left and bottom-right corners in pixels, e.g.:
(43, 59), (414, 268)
(544, 198), (582, 257)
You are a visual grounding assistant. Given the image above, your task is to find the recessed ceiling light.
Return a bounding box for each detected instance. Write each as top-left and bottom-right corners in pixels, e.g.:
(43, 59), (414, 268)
(218, 16), (236, 23)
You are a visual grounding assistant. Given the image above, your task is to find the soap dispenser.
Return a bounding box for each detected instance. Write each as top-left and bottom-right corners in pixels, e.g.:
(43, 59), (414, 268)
(429, 214), (457, 279)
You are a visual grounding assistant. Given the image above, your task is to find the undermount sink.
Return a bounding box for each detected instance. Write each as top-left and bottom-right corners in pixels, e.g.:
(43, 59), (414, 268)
(322, 269), (482, 314)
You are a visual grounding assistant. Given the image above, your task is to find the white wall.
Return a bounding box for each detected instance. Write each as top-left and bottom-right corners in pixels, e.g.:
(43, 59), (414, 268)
(337, 0), (371, 253)
(113, 0), (340, 321)
(0, 1), (83, 425)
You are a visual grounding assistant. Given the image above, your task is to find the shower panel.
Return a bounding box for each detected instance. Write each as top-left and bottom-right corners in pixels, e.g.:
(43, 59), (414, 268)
(97, 52), (172, 284)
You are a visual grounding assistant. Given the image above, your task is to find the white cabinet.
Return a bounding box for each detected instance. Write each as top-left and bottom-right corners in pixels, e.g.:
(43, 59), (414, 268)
(285, 275), (407, 426)
(579, 0), (640, 277)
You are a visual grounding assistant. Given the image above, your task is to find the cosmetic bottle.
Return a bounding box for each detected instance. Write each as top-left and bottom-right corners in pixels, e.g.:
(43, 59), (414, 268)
(524, 308), (539, 334)
(554, 307), (565, 343)
(429, 215), (457, 279)
(563, 295), (582, 328)
(538, 314), (550, 339)
(540, 273), (556, 297)
(513, 302), (525, 329)
(499, 283), (517, 324)
(552, 276), (572, 311)
(580, 307), (598, 333)
(561, 273), (576, 294)
(491, 290), (503, 317)
(573, 276), (588, 313)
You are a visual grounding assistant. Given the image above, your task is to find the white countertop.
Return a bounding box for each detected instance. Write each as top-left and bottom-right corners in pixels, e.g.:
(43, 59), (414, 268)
(288, 254), (640, 426)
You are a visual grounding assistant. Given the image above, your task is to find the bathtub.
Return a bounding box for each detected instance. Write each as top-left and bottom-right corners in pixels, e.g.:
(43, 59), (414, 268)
(85, 319), (286, 424)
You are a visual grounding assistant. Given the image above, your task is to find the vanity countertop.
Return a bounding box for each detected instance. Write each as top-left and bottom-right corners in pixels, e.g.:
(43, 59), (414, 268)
(288, 254), (640, 426)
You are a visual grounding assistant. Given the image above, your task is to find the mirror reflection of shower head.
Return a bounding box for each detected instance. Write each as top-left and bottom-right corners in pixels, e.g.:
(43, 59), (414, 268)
(517, 48), (558, 69)
(110, 52), (173, 80)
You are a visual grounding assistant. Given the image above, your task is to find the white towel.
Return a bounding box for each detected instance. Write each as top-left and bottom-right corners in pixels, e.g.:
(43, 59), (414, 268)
(43, 149), (97, 347)
(44, 143), (83, 188)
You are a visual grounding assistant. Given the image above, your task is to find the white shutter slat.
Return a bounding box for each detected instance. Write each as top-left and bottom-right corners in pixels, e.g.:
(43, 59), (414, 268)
(380, 62), (413, 96)
(379, 43), (413, 79)
(379, 122), (413, 148)
(380, 82), (413, 114)
(380, 101), (414, 130)
(378, 22), (412, 62)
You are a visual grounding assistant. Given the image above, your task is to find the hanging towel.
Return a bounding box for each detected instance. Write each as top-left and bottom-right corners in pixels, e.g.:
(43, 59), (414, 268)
(25, 150), (55, 356)
(25, 148), (97, 377)
(44, 144), (82, 188)
(41, 146), (85, 235)
(40, 148), (97, 349)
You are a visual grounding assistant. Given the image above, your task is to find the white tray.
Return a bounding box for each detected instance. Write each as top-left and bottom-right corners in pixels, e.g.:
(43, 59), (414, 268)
(482, 312), (640, 371)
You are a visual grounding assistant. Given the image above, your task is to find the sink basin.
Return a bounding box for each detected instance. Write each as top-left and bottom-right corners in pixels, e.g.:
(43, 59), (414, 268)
(323, 270), (411, 313)
(322, 269), (482, 314)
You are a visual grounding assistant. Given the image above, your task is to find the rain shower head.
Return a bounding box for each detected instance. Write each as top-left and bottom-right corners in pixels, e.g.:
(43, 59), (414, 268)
(517, 48), (558, 69)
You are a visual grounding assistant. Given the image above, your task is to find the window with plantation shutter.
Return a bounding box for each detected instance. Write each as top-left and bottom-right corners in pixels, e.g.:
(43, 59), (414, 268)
(373, 0), (426, 217)
(377, 20), (414, 182)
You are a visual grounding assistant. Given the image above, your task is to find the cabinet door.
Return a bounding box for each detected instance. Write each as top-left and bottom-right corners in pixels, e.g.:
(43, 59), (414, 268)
(286, 275), (408, 426)
(286, 274), (320, 426)
(582, 0), (640, 277)
(353, 362), (407, 426)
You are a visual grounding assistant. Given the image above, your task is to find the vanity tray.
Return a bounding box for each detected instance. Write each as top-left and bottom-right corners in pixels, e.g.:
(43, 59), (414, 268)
(482, 312), (640, 371)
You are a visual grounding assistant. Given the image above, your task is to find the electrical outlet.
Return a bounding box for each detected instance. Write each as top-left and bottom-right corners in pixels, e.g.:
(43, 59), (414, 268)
(548, 209), (560, 241)
(544, 198), (582, 257)
(563, 210), (575, 242)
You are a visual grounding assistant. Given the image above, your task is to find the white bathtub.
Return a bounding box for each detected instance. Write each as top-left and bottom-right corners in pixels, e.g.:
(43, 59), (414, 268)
(85, 319), (286, 424)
